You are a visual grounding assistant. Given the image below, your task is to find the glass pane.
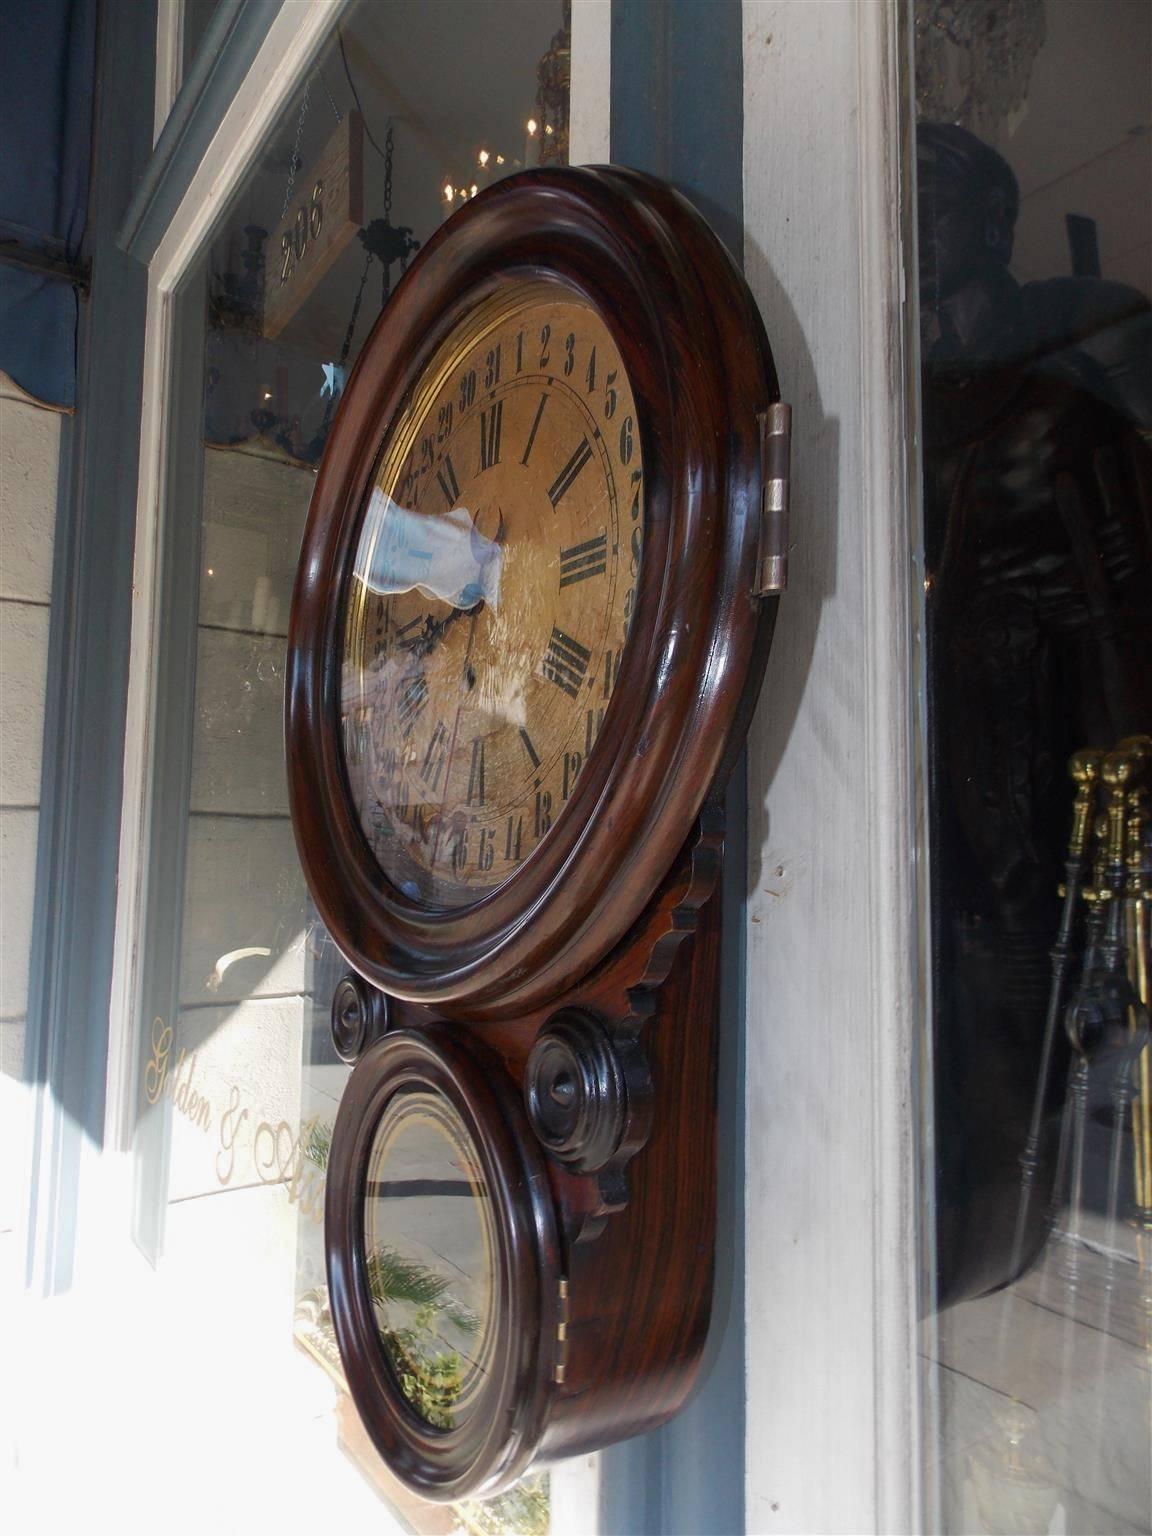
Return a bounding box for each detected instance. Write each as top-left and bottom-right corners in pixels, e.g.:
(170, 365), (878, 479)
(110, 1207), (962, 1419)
(914, 2), (1152, 1532)
(136, 3), (570, 1530)
(340, 282), (642, 910)
(364, 1091), (497, 1429)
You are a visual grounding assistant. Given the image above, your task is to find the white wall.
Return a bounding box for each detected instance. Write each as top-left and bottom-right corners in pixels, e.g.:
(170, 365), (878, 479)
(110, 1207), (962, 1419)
(0, 372), (61, 1241)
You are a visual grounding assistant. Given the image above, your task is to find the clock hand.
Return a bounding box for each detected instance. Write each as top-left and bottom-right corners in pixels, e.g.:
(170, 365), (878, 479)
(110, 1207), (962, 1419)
(418, 598), (485, 658)
(398, 502), (501, 662)
(429, 602), (485, 872)
(428, 506), (498, 869)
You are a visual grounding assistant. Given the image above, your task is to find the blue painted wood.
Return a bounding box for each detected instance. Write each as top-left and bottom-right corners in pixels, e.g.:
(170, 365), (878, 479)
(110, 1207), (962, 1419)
(118, 0), (286, 264)
(23, 0), (158, 1295)
(604, 2), (747, 1531)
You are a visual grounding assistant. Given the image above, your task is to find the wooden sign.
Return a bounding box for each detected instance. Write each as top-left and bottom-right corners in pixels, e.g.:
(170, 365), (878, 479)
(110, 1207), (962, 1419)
(264, 109), (364, 341)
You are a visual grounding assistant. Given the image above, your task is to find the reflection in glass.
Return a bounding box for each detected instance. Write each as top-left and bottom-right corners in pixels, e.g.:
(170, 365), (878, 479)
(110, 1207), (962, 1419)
(920, 117), (1152, 1309)
(915, 4), (1152, 1532)
(363, 1091), (496, 1429)
(148, 0), (569, 1527)
(340, 285), (643, 910)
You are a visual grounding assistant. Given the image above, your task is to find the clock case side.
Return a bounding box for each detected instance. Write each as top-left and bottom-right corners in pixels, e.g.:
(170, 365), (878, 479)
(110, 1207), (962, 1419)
(286, 165), (781, 1017)
(328, 808), (727, 1495)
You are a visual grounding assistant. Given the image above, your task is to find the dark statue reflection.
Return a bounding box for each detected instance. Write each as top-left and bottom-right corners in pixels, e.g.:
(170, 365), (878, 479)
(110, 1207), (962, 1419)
(918, 123), (1152, 1306)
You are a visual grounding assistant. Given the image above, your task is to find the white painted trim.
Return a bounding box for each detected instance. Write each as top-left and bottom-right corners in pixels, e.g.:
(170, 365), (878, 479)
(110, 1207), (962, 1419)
(106, 0), (349, 1157)
(103, 280), (172, 1156)
(548, 1453), (603, 1536)
(150, 0), (349, 294)
(570, 0), (612, 165)
(742, 0), (920, 1530)
(855, 4), (922, 1530)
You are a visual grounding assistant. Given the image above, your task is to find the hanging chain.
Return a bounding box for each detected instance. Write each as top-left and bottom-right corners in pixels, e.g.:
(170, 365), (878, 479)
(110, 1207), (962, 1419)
(318, 66), (342, 125)
(339, 252), (372, 371)
(383, 121), (394, 220)
(317, 249), (373, 441)
(381, 121), (396, 307)
(281, 77), (313, 221)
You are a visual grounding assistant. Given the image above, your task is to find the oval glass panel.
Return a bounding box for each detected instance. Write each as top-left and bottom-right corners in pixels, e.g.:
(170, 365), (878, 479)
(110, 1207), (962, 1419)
(362, 1090), (497, 1430)
(340, 279), (644, 908)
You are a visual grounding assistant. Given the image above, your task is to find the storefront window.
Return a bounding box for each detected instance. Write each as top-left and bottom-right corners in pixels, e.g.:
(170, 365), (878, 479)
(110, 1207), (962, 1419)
(914, 1), (1151, 1530)
(134, 4), (570, 1529)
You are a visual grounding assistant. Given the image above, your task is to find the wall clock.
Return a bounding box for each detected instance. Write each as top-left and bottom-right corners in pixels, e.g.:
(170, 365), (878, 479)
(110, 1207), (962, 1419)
(286, 165), (790, 1502)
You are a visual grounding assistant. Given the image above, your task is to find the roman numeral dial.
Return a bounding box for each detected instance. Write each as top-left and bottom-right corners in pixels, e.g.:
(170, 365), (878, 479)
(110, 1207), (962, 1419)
(547, 437), (593, 508)
(541, 627), (592, 698)
(559, 533), (607, 587)
(340, 285), (643, 908)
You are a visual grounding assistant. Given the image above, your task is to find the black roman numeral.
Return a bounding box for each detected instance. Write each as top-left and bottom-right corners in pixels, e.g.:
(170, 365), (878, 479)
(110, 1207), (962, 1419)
(466, 738), (486, 806)
(548, 438), (593, 508)
(519, 726), (540, 770)
(559, 532), (607, 588)
(397, 674), (428, 733)
(436, 455), (460, 507)
(541, 626), (591, 699)
(479, 401), (503, 471)
(420, 719), (450, 791)
(521, 392), (548, 465)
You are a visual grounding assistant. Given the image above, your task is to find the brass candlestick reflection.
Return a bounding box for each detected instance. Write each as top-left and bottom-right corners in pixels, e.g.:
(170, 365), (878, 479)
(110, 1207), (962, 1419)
(1120, 736), (1152, 1341)
(1061, 737), (1152, 1359)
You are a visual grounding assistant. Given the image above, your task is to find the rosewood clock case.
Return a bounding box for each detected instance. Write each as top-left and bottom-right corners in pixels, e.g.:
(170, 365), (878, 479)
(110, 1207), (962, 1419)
(286, 166), (789, 1502)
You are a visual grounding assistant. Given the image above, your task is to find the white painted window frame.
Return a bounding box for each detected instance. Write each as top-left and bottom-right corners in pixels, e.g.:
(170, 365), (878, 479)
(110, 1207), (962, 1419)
(742, 1), (923, 1532)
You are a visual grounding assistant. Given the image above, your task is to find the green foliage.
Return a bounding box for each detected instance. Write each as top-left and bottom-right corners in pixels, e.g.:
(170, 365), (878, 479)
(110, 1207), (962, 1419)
(303, 1117), (333, 1170)
(365, 1245), (482, 1430)
(365, 1244), (452, 1310)
(382, 1314), (465, 1430)
(458, 1472), (550, 1536)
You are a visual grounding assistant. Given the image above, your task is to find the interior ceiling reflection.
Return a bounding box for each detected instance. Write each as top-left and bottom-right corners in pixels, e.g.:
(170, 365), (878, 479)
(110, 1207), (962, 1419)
(203, 0), (566, 460)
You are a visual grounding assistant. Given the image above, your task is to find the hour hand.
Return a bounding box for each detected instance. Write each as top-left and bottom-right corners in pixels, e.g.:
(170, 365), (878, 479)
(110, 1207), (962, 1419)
(398, 602), (485, 660)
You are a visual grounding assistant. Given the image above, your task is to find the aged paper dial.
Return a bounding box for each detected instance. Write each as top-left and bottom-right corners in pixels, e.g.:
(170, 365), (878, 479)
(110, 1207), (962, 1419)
(341, 281), (643, 908)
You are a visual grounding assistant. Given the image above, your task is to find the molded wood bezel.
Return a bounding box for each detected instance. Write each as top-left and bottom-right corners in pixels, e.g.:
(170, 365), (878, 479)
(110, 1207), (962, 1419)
(325, 1026), (561, 1502)
(286, 165), (779, 1015)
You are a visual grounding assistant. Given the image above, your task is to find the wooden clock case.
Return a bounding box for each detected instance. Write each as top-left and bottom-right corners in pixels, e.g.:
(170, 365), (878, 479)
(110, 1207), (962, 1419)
(286, 166), (787, 1502)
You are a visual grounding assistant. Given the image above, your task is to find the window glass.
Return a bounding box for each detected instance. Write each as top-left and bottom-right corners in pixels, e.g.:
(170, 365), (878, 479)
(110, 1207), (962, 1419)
(914, 2), (1152, 1531)
(136, 4), (570, 1530)
(363, 1092), (498, 1430)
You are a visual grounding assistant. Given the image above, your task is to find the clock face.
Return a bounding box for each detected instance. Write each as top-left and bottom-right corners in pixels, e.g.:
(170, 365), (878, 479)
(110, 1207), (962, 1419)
(341, 280), (644, 909)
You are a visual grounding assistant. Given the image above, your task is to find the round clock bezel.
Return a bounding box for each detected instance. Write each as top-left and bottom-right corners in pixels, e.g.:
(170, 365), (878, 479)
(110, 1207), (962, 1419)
(325, 1027), (559, 1502)
(287, 166), (779, 1014)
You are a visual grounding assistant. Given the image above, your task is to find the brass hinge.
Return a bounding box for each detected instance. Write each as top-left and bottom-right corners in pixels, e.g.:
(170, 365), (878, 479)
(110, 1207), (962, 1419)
(554, 1276), (570, 1385)
(755, 402), (792, 596)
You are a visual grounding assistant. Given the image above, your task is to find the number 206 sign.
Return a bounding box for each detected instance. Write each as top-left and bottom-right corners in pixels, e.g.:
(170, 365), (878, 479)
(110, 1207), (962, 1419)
(264, 110), (365, 341)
